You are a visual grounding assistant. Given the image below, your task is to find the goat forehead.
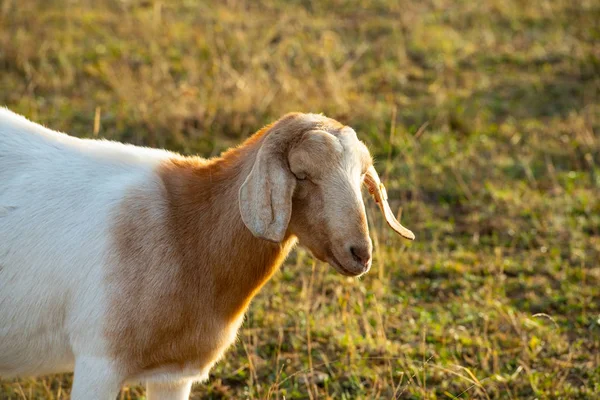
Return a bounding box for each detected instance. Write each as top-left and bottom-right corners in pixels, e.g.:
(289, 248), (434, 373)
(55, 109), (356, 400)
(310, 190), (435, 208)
(296, 116), (371, 173)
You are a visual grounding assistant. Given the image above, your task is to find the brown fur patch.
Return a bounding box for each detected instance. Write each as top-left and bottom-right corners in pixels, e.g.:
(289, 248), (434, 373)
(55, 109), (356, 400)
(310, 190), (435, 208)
(105, 118), (304, 375)
(105, 113), (355, 375)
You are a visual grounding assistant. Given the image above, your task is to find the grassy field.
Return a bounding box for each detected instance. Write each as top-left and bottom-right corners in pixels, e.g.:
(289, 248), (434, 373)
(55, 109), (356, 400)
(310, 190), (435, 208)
(1, 0), (599, 398)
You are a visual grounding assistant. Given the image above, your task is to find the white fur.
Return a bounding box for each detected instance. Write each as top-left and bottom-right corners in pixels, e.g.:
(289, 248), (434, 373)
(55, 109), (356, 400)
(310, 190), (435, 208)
(0, 108), (191, 397)
(0, 109), (404, 399)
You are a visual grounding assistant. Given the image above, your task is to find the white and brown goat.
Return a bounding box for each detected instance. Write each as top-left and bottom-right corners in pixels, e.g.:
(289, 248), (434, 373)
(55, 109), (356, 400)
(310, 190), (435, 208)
(0, 109), (413, 399)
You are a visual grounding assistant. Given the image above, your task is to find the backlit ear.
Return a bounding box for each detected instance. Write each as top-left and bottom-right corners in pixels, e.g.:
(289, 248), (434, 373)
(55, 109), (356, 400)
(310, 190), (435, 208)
(364, 166), (415, 240)
(239, 142), (296, 243)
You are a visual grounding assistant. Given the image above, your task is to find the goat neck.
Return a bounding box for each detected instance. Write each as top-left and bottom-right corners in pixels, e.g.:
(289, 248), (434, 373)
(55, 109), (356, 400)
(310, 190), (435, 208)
(158, 130), (296, 322)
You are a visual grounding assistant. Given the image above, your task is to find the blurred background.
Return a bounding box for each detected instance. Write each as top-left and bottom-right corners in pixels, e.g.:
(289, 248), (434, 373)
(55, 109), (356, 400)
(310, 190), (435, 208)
(1, 0), (599, 398)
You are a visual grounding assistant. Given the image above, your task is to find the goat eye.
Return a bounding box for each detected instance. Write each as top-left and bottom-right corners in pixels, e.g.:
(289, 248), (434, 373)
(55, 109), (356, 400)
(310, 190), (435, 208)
(296, 173), (307, 180)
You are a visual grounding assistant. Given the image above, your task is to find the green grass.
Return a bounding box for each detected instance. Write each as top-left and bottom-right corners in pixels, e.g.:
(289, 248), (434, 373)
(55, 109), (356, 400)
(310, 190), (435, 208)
(1, 0), (599, 398)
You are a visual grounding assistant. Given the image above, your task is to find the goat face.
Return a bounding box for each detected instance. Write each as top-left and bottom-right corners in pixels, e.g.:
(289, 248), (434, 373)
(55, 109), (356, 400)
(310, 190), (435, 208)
(240, 113), (414, 277)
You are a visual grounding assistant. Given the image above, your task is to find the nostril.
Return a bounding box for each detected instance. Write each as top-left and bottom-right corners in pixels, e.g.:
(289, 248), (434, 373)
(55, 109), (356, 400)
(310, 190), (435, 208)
(350, 246), (371, 267)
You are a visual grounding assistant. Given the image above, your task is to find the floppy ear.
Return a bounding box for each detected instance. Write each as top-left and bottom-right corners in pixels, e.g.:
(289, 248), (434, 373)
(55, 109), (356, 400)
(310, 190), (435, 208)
(239, 142), (296, 243)
(364, 166), (415, 240)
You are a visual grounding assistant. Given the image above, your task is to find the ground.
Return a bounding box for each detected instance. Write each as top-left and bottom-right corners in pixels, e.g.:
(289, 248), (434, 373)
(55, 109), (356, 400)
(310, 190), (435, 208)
(0, 0), (599, 398)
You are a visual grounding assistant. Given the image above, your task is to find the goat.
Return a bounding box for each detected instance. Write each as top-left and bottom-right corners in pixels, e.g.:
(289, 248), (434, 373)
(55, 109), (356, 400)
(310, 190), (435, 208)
(0, 108), (414, 399)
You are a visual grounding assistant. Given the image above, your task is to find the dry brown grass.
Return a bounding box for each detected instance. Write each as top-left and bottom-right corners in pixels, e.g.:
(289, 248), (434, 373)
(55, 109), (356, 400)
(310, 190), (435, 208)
(1, 0), (599, 398)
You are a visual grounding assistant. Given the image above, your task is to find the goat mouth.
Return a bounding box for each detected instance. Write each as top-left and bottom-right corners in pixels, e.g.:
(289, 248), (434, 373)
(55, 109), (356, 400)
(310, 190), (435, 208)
(327, 255), (362, 277)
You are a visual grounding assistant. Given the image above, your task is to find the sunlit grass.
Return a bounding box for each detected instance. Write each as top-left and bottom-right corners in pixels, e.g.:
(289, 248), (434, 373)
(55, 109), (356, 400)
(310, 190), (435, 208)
(1, 0), (599, 398)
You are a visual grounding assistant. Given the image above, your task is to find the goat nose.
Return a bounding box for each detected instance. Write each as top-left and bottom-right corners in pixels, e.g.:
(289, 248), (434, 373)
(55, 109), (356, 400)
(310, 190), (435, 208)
(350, 245), (371, 268)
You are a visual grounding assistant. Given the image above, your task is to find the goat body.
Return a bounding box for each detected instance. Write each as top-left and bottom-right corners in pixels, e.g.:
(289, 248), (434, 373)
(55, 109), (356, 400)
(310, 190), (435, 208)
(0, 109), (294, 398)
(0, 108), (413, 399)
